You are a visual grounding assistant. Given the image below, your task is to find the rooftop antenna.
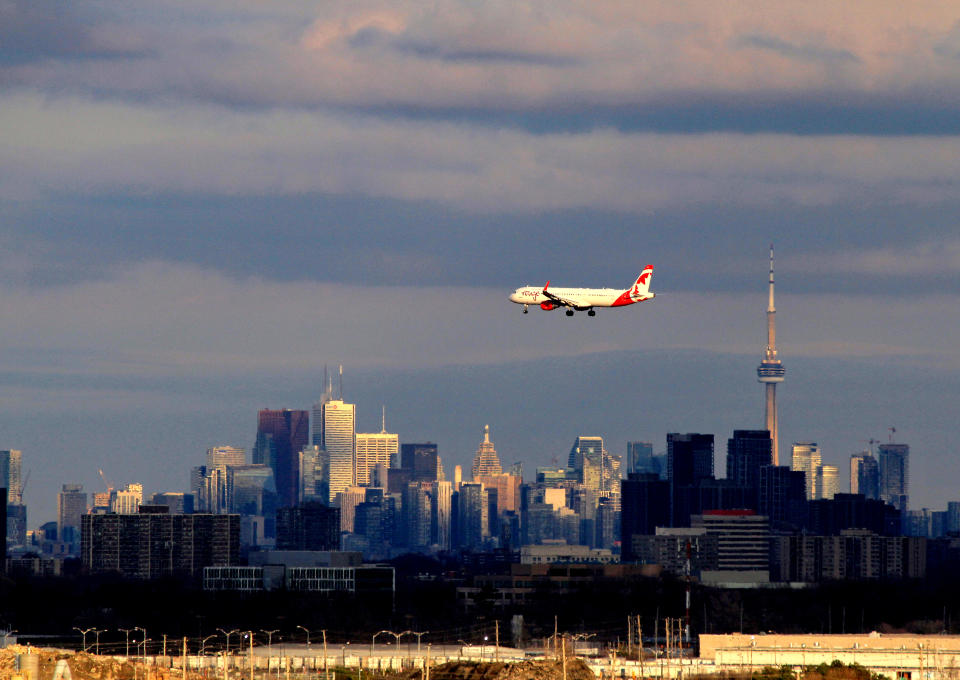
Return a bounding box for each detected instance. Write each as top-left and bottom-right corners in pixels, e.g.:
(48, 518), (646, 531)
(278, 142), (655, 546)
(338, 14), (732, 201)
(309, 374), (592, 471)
(381, 405), (386, 433)
(339, 364), (343, 400)
(888, 426), (896, 443)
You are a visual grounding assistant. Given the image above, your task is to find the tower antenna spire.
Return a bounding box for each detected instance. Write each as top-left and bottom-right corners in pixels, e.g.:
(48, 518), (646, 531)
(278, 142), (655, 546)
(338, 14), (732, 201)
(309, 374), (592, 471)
(381, 405), (386, 433)
(757, 245), (786, 464)
(339, 364), (343, 400)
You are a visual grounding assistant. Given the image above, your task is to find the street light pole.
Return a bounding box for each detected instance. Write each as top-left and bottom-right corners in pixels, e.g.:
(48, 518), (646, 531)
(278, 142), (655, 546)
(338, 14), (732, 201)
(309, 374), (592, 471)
(218, 628), (239, 672)
(296, 626), (310, 649)
(73, 627), (94, 653)
(410, 632), (429, 659)
(93, 630), (104, 655)
(120, 629), (135, 658)
(260, 629), (278, 674)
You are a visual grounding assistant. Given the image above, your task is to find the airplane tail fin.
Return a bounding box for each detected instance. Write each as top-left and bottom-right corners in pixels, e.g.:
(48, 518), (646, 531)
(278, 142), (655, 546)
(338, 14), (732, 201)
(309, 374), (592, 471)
(632, 265), (654, 295)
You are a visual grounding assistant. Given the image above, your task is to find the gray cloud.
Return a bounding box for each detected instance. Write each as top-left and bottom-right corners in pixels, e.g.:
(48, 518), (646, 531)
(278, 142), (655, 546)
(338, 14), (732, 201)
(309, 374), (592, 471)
(735, 35), (859, 64)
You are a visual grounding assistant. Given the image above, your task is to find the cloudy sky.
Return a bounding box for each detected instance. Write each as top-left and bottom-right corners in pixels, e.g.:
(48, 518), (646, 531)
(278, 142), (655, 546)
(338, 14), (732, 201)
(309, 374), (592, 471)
(3, 0), (960, 525)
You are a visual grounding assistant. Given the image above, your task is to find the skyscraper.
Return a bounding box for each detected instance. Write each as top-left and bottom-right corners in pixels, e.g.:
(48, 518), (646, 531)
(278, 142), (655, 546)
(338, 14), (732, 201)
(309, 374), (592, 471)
(255, 409), (309, 508)
(756, 246), (786, 465)
(356, 431), (398, 486)
(878, 442), (909, 511)
(850, 452), (880, 499)
(726, 430), (772, 492)
(627, 442), (656, 475)
(0, 450), (23, 504)
(471, 425), (502, 479)
(401, 443), (439, 483)
(207, 445), (246, 467)
(816, 465), (839, 500)
(321, 400), (356, 502)
(58, 484), (87, 544)
(790, 442), (821, 500)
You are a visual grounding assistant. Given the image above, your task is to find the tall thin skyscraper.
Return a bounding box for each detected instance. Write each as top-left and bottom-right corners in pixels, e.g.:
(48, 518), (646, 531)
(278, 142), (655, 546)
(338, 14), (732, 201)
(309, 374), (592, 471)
(878, 442), (909, 511)
(790, 442), (822, 500)
(850, 452), (880, 499)
(0, 450), (23, 504)
(321, 399), (356, 502)
(255, 409), (309, 508)
(757, 246), (786, 465)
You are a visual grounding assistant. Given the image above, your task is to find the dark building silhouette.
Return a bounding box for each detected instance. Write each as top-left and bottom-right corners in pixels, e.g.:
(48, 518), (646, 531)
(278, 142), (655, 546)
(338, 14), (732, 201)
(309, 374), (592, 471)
(80, 510), (240, 579)
(726, 430), (772, 492)
(254, 409), (309, 508)
(667, 433), (714, 526)
(620, 473), (670, 561)
(806, 493), (901, 536)
(0, 487), (5, 572)
(400, 443), (439, 482)
(851, 452), (880, 500)
(878, 443), (909, 511)
(276, 502), (340, 550)
(759, 465), (807, 530)
(627, 441), (656, 475)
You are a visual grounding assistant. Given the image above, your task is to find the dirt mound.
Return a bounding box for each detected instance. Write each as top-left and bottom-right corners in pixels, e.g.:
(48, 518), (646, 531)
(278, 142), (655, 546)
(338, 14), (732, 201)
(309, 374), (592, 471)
(408, 659), (595, 680)
(0, 647), (206, 680)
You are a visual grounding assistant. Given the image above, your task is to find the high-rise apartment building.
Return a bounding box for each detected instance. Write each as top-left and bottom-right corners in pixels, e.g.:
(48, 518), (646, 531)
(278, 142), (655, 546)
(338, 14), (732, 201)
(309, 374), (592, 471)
(878, 443), (909, 511)
(0, 450), (22, 504)
(726, 430), (772, 491)
(320, 400), (356, 502)
(850, 452), (880, 499)
(81, 511), (240, 579)
(457, 482), (489, 549)
(817, 465), (839, 500)
(255, 408), (309, 508)
(58, 484), (88, 543)
(356, 432), (398, 486)
(790, 442), (822, 500)
(472, 425), (503, 479)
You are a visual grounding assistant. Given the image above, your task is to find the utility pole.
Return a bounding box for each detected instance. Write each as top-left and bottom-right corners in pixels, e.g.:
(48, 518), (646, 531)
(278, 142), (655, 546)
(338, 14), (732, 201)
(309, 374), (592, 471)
(163, 635), (168, 660)
(554, 616), (558, 659)
(321, 630), (328, 680)
(494, 622), (499, 662)
(627, 616), (632, 658)
(182, 638), (188, 680)
(248, 632), (254, 680)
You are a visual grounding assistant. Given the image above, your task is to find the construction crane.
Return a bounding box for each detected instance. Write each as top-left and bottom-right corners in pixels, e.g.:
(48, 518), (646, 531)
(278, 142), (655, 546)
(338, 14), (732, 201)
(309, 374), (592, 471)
(98, 468), (114, 493)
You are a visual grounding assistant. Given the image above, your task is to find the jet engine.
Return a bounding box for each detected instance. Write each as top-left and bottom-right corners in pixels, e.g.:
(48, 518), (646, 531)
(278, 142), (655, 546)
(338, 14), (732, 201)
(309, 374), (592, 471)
(540, 302), (555, 310)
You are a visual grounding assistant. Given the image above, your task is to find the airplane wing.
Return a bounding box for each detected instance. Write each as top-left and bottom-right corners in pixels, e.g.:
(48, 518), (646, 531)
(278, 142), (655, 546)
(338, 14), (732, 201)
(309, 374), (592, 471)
(542, 283), (590, 311)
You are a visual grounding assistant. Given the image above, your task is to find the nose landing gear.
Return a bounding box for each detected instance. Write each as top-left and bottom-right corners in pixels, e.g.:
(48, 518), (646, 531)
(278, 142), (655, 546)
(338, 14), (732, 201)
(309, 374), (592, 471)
(522, 305), (529, 314)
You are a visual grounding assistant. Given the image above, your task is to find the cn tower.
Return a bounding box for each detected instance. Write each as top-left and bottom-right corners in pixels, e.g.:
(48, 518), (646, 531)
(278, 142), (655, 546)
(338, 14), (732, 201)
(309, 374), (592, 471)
(757, 245), (786, 465)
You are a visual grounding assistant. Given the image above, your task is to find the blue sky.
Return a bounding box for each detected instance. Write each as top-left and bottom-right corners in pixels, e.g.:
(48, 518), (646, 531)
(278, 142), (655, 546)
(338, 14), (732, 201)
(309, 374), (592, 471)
(3, 0), (960, 524)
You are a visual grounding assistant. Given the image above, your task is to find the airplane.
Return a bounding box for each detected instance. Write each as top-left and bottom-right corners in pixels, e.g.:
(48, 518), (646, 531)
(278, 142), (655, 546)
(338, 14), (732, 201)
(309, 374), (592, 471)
(508, 265), (655, 316)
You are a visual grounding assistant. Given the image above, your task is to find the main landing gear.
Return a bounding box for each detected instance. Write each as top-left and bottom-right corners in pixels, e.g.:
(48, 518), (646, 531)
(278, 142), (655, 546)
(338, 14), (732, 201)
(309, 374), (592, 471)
(588, 310), (596, 317)
(565, 310), (574, 316)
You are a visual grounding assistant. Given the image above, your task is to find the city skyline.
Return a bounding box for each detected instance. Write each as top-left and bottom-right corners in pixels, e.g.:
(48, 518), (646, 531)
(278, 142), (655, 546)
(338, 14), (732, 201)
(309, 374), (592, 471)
(4, 2), (960, 527)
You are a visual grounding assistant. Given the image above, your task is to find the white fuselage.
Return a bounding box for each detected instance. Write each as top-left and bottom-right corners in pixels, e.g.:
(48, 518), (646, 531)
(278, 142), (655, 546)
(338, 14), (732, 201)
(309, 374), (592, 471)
(509, 286), (651, 309)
